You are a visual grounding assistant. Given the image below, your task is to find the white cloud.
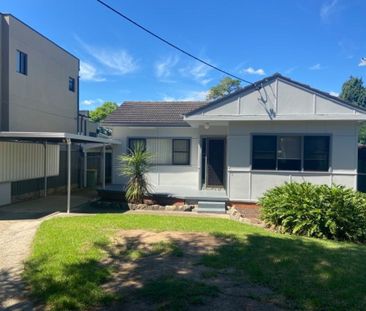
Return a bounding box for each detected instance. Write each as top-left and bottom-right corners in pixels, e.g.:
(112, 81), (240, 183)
(77, 36), (138, 75)
(155, 55), (179, 79)
(320, 0), (338, 22)
(162, 90), (208, 101)
(81, 98), (104, 106)
(179, 62), (213, 85)
(92, 49), (138, 75)
(359, 58), (366, 67)
(79, 61), (105, 82)
(309, 63), (323, 70)
(329, 91), (339, 97)
(243, 67), (266, 76)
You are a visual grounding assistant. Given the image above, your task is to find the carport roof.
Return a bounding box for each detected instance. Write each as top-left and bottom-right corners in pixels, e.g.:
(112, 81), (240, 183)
(0, 132), (121, 144)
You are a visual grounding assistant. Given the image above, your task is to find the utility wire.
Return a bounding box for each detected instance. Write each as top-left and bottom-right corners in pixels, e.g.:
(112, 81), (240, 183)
(96, 0), (255, 85)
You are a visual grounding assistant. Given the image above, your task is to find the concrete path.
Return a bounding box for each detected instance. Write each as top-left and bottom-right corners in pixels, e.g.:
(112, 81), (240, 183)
(0, 219), (41, 310)
(0, 192), (97, 310)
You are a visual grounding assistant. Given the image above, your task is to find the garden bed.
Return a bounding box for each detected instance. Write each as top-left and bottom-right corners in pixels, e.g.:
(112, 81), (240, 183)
(127, 202), (196, 212)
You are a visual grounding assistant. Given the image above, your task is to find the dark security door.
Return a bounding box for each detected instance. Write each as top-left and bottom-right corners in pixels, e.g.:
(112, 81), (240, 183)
(206, 138), (225, 187)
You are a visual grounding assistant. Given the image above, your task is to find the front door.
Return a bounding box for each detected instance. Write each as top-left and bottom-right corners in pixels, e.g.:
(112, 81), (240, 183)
(206, 138), (225, 187)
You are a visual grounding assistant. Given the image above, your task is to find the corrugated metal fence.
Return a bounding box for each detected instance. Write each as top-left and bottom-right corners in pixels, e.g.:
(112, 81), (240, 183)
(11, 147), (112, 197)
(0, 142), (59, 182)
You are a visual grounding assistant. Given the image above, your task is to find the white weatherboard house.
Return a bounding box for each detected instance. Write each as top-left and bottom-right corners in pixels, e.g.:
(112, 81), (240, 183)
(104, 74), (366, 206)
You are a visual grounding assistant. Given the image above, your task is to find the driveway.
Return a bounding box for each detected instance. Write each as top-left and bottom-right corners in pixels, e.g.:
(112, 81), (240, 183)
(0, 192), (98, 310)
(0, 219), (40, 310)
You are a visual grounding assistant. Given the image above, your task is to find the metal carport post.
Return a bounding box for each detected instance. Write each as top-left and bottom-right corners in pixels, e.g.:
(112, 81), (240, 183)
(101, 144), (106, 189)
(0, 131), (121, 214)
(66, 138), (72, 214)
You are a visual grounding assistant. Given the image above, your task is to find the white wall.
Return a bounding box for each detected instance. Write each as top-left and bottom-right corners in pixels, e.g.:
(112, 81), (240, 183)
(110, 120), (359, 201)
(227, 121), (358, 201)
(4, 15), (79, 132)
(186, 78), (365, 121)
(111, 126), (201, 191)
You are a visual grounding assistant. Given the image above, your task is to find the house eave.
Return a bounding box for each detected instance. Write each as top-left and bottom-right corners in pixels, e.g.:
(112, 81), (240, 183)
(184, 115), (366, 122)
(102, 122), (192, 128)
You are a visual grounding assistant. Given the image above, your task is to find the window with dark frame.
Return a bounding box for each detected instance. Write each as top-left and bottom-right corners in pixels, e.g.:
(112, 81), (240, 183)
(277, 136), (302, 171)
(172, 139), (190, 165)
(252, 135), (277, 170)
(69, 77), (75, 92)
(16, 50), (27, 75)
(304, 136), (330, 171)
(128, 138), (190, 165)
(252, 135), (330, 172)
(128, 138), (146, 152)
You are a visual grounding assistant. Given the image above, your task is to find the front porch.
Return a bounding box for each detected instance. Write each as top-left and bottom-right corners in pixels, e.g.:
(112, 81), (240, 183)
(100, 184), (228, 202)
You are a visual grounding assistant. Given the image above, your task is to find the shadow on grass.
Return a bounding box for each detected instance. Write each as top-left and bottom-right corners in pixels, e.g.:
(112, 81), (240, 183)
(202, 232), (366, 310)
(0, 268), (34, 310)
(24, 229), (366, 311)
(72, 200), (129, 214)
(23, 255), (114, 310)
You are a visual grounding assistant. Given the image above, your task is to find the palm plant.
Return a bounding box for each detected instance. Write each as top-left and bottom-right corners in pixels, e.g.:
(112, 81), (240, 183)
(119, 142), (152, 203)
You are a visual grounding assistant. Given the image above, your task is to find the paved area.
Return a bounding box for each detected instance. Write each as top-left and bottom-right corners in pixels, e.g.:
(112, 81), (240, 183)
(0, 192), (97, 310)
(0, 219), (41, 310)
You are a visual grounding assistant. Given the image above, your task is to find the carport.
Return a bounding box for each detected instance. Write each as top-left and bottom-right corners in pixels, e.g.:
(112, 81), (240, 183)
(0, 132), (121, 213)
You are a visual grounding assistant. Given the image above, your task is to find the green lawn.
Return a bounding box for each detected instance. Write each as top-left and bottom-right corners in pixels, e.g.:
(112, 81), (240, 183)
(24, 214), (366, 310)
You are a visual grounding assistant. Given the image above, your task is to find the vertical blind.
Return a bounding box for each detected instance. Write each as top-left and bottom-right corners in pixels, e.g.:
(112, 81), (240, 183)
(128, 138), (190, 165)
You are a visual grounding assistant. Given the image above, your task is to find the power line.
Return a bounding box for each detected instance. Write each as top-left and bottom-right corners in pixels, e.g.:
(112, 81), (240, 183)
(96, 0), (255, 86)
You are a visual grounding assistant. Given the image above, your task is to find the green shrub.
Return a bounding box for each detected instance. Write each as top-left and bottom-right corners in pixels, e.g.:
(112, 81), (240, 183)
(119, 142), (152, 204)
(259, 182), (366, 242)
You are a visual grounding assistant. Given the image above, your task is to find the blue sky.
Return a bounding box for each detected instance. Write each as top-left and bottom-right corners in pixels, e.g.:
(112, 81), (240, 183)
(1, 0), (366, 109)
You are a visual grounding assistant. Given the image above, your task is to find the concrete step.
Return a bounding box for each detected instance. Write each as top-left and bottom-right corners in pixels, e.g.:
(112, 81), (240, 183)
(197, 201), (226, 214)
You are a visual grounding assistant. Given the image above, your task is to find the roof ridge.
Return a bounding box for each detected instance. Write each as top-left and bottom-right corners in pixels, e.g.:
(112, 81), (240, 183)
(123, 101), (207, 104)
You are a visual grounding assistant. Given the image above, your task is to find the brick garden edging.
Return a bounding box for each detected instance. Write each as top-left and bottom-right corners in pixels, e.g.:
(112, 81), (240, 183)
(128, 200), (265, 227)
(227, 203), (265, 227)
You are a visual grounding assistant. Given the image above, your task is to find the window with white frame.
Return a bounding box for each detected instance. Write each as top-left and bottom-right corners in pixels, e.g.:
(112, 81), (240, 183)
(252, 135), (330, 171)
(173, 139), (190, 165)
(128, 138), (190, 165)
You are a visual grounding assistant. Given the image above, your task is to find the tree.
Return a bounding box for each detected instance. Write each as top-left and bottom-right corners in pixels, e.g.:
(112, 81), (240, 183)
(206, 77), (241, 100)
(89, 101), (118, 122)
(340, 77), (366, 143)
(340, 77), (366, 108)
(119, 143), (152, 203)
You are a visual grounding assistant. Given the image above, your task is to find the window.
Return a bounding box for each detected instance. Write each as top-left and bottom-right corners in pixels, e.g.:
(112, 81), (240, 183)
(69, 77), (75, 92)
(277, 136), (301, 170)
(128, 138), (146, 152)
(173, 139), (190, 165)
(147, 138), (172, 165)
(252, 135), (330, 172)
(304, 136), (330, 171)
(128, 138), (191, 165)
(16, 50), (27, 75)
(252, 136), (277, 170)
